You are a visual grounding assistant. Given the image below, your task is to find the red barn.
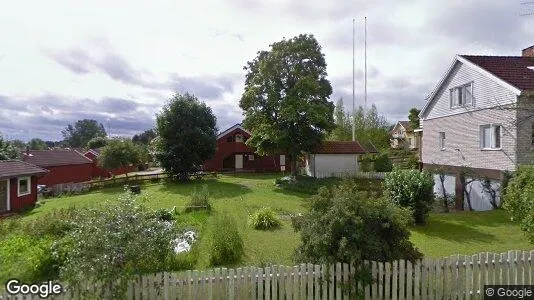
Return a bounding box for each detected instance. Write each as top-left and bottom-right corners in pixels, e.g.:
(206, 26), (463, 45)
(21, 149), (93, 186)
(83, 148), (137, 179)
(0, 160), (48, 214)
(203, 124), (290, 172)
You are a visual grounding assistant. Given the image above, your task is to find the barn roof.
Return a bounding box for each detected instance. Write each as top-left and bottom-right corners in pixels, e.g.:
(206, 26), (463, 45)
(312, 141), (368, 154)
(0, 160), (49, 180)
(21, 149), (93, 167)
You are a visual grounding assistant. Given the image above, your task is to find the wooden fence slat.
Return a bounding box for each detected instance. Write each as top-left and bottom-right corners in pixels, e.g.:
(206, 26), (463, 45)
(329, 264), (335, 300)
(259, 267), (265, 300)
(293, 265), (300, 300)
(413, 260), (420, 300)
(287, 265), (293, 300)
(301, 263), (307, 300)
(312, 263), (318, 300)
(378, 262), (384, 300)
(399, 259), (405, 300)
(406, 260), (412, 300)
(265, 266), (271, 300)
(392, 260), (398, 300)
(335, 262), (342, 300)
(385, 262), (391, 300)
(272, 266), (279, 300)
(371, 261), (377, 300)
(314, 265), (321, 300)
(342, 263), (349, 300)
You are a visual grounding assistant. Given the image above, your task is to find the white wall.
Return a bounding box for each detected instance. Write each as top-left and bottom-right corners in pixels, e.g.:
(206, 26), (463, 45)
(464, 178), (501, 211)
(306, 154), (359, 178)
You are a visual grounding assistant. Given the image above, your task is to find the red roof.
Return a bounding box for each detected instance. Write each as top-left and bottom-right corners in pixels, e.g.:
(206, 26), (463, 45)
(21, 150), (93, 167)
(312, 141), (367, 154)
(0, 160), (49, 180)
(460, 55), (534, 91)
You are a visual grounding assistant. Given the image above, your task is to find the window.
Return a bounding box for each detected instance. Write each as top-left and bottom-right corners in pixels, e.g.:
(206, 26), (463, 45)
(438, 132), (445, 150)
(480, 124), (501, 149)
(235, 134), (244, 143)
(18, 177), (30, 196)
(248, 154), (254, 161)
(450, 82), (473, 108)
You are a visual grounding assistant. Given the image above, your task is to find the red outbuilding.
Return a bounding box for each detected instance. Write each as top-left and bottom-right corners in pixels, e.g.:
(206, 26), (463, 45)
(83, 148), (137, 179)
(203, 124), (290, 172)
(0, 160), (48, 214)
(21, 149), (93, 186)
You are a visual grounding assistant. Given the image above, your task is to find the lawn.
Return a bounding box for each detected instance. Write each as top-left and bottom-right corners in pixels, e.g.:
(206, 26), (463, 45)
(9, 173), (534, 269)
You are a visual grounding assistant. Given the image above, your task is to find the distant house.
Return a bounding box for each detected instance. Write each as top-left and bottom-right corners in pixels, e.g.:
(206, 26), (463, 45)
(304, 141), (373, 178)
(83, 148), (136, 178)
(203, 124), (290, 172)
(419, 45), (534, 210)
(0, 160), (48, 214)
(21, 149), (93, 186)
(390, 121), (418, 150)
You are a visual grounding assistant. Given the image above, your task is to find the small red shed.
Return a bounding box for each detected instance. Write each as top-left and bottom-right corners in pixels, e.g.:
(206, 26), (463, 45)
(21, 149), (93, 186)
(203, 124), (290, 172)
(0, 160), (48, 214)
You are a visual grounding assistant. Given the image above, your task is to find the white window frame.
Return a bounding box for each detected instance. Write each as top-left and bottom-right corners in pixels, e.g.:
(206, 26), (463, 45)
(438, 132), (445, 150)
(248, 154), (254, 161)
(480, 124), (502, 150)
(450, 82), (473, 108)
(17, 176), (31, 197)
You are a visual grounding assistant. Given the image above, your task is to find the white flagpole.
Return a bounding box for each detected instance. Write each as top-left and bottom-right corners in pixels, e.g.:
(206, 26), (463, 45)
(364, 16), (367, 112)
(352, 18), (356, 142)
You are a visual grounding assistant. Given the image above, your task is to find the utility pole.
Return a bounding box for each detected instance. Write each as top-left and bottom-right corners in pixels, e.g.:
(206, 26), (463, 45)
(364, 16), (368, 112)
(352, 18), (356, 142)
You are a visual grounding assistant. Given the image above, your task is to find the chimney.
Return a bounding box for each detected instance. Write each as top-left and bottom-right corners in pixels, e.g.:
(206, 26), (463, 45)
(522, 45), (534, 57)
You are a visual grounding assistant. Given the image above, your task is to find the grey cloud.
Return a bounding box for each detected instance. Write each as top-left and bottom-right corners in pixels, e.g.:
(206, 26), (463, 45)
(46, 48), (91, 74)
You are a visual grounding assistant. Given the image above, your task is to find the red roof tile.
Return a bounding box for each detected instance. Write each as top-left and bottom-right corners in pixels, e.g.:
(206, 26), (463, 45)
(0, 160), (48, 180)
(21, 150), (93, 167)
(313, 141), (368, 154)
(460, 55), (534, 91)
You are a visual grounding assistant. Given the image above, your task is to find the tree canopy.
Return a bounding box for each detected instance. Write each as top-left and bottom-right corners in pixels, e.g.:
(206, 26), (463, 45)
(98, 138), (140, 176)
(408, 108), (421, 130)
(0, 134), (19, 160)
(155, 93), (217, 181)
(132, 129), (156, 145)
(240, 34), (335, 175)
(62, 119), (107, 148)
(28, 138), (47, 150)
(86, 136), (108, 149)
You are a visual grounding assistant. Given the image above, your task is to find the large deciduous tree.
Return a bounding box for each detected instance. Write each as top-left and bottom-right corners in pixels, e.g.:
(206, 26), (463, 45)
(155, 93), (217, 181)
(240, 34), (335, 176)
(62, 119), (107, 148)
(98, 138), (140, 176)
(0, 134), (19, 160)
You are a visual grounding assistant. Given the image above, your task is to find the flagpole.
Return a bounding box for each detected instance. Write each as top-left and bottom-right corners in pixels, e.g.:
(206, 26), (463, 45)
(364, 16), (367, 112)
(352, 18), (356, 142)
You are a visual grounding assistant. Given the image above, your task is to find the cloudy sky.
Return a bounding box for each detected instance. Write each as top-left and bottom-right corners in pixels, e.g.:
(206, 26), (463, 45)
(0, 0), (532, 141)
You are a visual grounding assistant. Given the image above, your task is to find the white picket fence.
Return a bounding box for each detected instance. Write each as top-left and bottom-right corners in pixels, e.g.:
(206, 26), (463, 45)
(313, 171), (388, 179)
(4, 250), (534, 299)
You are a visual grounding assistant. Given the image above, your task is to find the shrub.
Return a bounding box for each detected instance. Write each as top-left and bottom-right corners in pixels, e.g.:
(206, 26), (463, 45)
(22, 207), (79, 237)
(294, 180), (422, 293)
(209, 214), (244, 266)
(248, 207), (282, 230)
(503, 166), (534, 243)
(153, 208), (175, 221)
(373, 152), (393, 172)
(185, 185), (211, 212)
(278, 176), (342, 195)
(383, 168), (434, 225)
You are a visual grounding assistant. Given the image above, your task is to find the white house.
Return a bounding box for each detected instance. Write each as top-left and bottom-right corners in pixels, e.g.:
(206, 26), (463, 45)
(304, 141), (372, 178)
(419, 45), (534, 210)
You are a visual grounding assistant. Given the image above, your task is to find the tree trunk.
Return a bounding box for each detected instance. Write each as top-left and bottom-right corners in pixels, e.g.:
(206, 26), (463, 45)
(289, 154), (298, 177)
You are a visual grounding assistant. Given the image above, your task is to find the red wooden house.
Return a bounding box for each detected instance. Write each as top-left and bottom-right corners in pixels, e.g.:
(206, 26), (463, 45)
(0, 160), (48, 214)
(203, 124), (290, 172)
(21, 149), (93, 186)
(83, 148), (136, 179)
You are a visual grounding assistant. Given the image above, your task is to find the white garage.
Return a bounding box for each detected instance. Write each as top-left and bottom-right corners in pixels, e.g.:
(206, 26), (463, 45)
(305, 141), (372, 178)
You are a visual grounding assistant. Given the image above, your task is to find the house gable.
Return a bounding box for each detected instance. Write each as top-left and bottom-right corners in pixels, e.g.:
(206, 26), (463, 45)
(420, 56), (519, 120)
(217, 124), (251, 141)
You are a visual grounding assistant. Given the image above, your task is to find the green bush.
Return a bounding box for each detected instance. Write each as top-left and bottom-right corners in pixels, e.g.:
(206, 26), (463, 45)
(279, 176), (342, 195)
(373, 152), (393, 172)
(185, 185), (211, 212)
(22, 207), (79, 237)
(383, 168), (434, 225)
(153, 208), (175, 221)
(503, 166), (534, 243)
(248, 207), (282, 230)
(294, 180), (422, 293)
(209, 214), (244, 266)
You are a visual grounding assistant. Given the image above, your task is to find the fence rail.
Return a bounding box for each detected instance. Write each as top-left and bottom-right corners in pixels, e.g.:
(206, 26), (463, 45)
(4, 250), (534, 299)
(313, 171), (388, 179)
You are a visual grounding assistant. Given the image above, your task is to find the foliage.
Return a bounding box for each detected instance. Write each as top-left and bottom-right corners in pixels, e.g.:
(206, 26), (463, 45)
(62, 119), (107, 148)
(248, 207), (282, 230)
(28, 138), (47, 150)
(383, 168), (434, 225)
(185, 185), (211, 212)
(278, 175), (342, 195)
(22, 208), (79, 237)
(240, 34), (335, 176)
(9, 139), (26, 150)
(153, 208), (175, 221)
(480, 178), (500, 209)
(57, 191), (177, 299)
(294, 180), (422, 292)
(373, 152), (393, 172)
(358, 153), (374, 172)
(329, 98), (352, 141)
(0, 133), (20, 160)
(209, 214), (244, 266)
(86, 136), (108, 149)
(98, 138), (140, 175)
(132, 129), (157, 145)
(408, 107), (421, 130)
(155, 93), (217, 181)
(502, 166), (534, 243)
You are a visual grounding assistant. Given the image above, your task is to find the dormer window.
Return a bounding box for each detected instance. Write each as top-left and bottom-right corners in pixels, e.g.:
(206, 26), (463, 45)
(450, 82), (473, 108)
(235, 134), (244, 143)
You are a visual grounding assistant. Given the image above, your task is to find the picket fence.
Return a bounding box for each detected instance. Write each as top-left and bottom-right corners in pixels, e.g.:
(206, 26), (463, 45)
(313, 171), (387, 180)
(4, 250), (534, 299)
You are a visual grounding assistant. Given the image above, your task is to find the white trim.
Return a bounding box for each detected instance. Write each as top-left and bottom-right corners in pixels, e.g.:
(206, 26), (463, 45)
(5, 179), (9, 212)
(17, 176), (31, 197)
(420, 55), (522, 119)
(216, 124), (251, 140)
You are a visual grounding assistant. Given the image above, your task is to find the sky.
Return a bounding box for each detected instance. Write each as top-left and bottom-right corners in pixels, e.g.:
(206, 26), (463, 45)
(0, 0), (532, 141)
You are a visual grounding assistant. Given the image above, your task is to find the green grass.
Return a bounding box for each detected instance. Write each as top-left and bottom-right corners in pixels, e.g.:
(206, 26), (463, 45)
(9, 173), (534, 269)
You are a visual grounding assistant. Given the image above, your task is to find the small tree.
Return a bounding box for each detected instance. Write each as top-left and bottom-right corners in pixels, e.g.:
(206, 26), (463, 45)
(62, 119), (107, 148)
(503, 166), (534, 243)
(383, 168), (435, 224)
(98, 138), (140, 176)
(132, 129), (156, 145)
(294, 180), (422, 293)
(86, 136), (108, 149)
(0, 134), (19, 160)
(28, 138), (47, 150)
(156, 93), (217, 181)
(408, 108), (421, 130)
